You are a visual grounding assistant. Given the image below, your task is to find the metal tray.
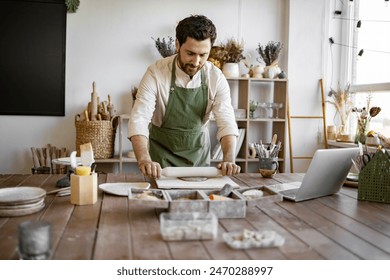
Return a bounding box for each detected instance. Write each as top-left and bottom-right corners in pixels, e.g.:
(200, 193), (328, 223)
(128, 189), (169, 208)
(236, 186), (282, 207)
(165, 190), (209, 213)
(202, 189), (246, 218)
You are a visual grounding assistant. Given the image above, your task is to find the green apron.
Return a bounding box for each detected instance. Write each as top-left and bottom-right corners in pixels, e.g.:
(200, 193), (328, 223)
(149, 57), (210, 168)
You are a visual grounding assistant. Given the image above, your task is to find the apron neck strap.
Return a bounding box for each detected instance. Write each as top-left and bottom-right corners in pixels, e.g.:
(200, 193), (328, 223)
(171, 56), (206, 93)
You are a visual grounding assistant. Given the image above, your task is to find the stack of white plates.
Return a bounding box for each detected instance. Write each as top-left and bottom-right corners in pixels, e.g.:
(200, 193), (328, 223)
(0, 187), (46, 217)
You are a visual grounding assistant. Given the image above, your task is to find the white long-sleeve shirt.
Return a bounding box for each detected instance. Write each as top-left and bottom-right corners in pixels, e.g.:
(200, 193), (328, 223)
(128, 55), (238, 141)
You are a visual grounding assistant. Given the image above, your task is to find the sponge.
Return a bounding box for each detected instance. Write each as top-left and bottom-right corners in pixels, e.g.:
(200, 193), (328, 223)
(75, 166), (91, 176)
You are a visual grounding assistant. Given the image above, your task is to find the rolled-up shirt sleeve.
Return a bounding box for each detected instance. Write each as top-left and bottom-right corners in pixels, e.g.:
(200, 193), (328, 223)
(128, 68), (158, 139)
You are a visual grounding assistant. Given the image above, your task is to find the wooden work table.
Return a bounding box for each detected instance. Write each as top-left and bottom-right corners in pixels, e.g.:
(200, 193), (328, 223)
(1, 172), (390, 260)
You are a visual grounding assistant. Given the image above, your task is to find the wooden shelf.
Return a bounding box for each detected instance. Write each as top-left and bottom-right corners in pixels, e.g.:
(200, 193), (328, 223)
(327, 140), (389, 153)
(219, 77), (288, 173)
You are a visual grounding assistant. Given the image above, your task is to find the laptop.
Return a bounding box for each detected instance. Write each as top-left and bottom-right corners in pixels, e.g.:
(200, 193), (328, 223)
(265, 148), (359, 202)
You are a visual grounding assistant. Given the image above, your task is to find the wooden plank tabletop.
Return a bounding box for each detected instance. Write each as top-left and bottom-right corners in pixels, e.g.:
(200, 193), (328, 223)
(0, 172), (389, 260)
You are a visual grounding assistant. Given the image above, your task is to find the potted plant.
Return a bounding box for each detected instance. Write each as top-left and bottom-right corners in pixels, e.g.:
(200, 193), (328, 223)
(152, 36), (176, 58)
(213, 38), (245, 77)
(351, 92), (381, 144)
(256, 41), (283, 78)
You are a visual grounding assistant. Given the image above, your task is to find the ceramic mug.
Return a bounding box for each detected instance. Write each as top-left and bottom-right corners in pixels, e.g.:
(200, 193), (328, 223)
(259, 157), (279, 178)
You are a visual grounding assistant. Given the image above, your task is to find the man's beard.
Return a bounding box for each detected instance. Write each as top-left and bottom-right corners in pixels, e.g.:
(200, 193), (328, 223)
(177, 55), (203, 77)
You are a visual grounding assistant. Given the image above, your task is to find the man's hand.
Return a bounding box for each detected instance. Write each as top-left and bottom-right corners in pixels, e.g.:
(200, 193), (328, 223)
(217, 161), (241, 176)
(130, 135), (162, 179)
(138, 160), (162, 179)
(218, 135), (240, 175)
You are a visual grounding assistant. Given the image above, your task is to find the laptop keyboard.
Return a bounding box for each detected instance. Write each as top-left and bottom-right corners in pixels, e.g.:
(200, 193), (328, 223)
(280, 188), (299, 198)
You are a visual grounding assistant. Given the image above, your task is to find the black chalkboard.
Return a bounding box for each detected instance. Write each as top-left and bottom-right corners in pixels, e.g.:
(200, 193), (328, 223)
(0, 0), (66, 116)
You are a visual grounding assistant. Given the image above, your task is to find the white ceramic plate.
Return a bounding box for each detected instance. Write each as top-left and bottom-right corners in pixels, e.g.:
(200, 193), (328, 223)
(99, 182), (150, 196)
(0, 198), (45, 210)
(0, 187), (46, 205)
(52, 157), (82, 165)
(0, 201), (45, 217)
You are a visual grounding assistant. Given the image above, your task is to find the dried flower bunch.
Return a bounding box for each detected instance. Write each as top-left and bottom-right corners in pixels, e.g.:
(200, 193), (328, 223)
(152, 36), (176, 58)
(256, 41), (283, 66)
(327, 83), (353, 130)
(214, 38), (245, 64)
(208, 46), (224, 69)
(352, 92), (381, 137)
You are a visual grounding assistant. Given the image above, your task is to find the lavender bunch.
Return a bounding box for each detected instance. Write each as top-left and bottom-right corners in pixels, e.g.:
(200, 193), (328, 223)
(152, 36), (176, 58)
(256, 41), (283, 66)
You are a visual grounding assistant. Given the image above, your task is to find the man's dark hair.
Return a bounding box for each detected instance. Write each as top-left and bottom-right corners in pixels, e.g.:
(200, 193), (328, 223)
(176, 15), (217, 46)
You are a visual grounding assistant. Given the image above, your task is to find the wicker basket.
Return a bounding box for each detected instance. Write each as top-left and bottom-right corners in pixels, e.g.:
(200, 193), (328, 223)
(75, 116), (119, 159)
(358, 150), (390, 203)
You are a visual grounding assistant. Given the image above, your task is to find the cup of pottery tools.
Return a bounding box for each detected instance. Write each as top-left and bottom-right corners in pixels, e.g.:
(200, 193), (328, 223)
(259, 157), (279, 178)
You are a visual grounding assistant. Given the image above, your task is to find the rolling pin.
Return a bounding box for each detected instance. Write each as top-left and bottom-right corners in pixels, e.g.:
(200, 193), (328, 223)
(107, 94), (115, 116)
(162, 167), (222, 177)
(90, 81), (98, 121)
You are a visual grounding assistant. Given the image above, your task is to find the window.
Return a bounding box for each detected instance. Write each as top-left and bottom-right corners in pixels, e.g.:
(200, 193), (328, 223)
(349, 0), (390, 137)
(352, 0), (390, 84)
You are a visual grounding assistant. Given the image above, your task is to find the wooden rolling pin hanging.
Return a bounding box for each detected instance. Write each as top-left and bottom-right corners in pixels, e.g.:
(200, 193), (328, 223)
(90, 81), (98, 121)
(107, 94), (115, 117)
(101, 100), (110, 120)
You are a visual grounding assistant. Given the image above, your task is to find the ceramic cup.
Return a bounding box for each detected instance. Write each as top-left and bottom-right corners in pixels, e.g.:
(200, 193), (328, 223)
(259, 157), (279, 178)
(18, 220), (51, 260)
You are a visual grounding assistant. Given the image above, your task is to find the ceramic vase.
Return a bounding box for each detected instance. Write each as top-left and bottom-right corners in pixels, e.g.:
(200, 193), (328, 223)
(355, 120), (369, 144)
(252, 65), (264, 78)
(264, 61), (281, 79)
(222, 63), (240, 78)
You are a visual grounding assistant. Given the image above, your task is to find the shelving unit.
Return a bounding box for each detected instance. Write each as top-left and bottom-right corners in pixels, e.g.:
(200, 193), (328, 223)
(209, 77), (288, 173)
(96, 77), (288, 174)
(94, 114), (136, 173)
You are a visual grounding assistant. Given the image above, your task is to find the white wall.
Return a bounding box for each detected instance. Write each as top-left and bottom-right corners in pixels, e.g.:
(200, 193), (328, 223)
(287, 0), (333, 172)
(0, 0), (329, 174)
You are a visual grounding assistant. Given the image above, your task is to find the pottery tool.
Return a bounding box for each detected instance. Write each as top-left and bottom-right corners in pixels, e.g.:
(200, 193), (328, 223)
(46, 187), (70, 195)
(269, 134), (277, 151)
(219, 184), (233, 197)
(80, 143), (95, 167)
(70, 151), (78, 169)
(75, 166), (91, 176)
